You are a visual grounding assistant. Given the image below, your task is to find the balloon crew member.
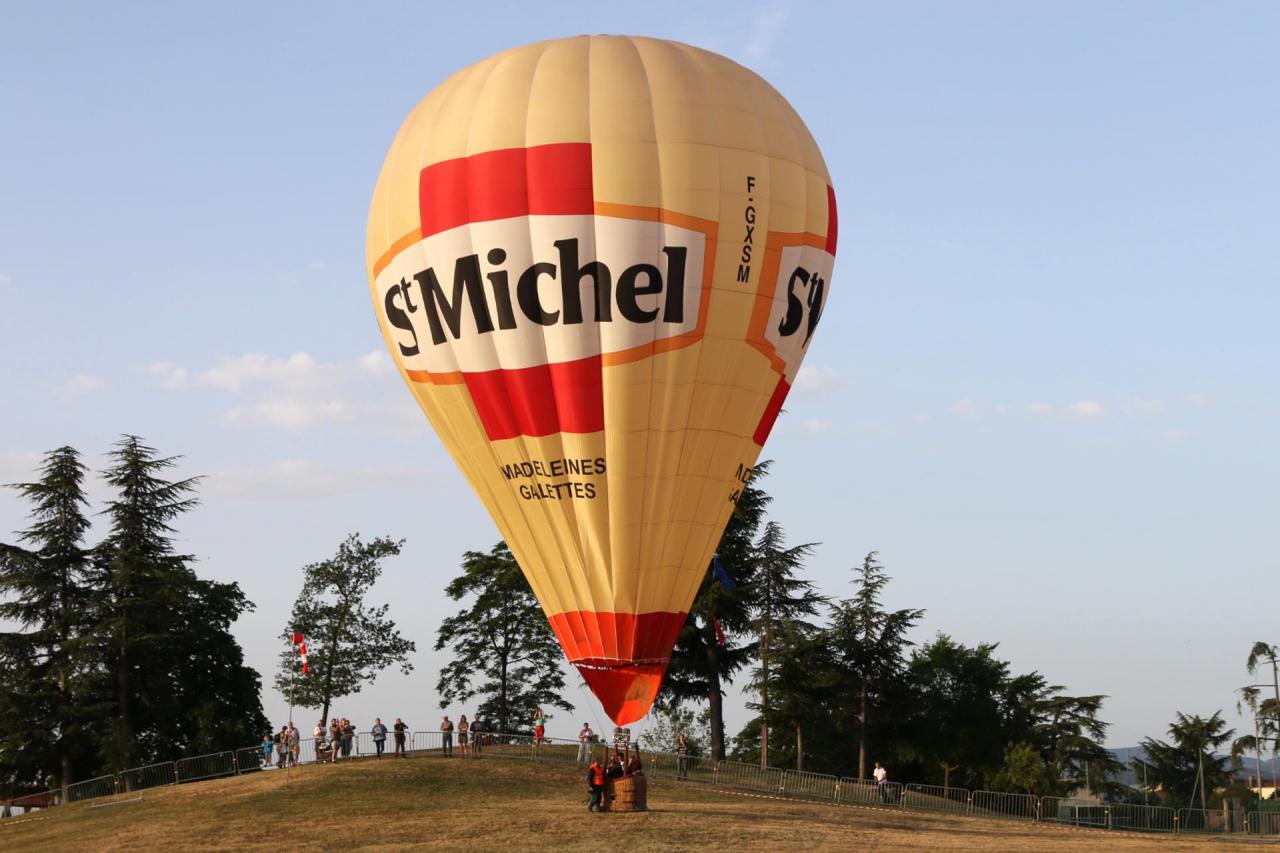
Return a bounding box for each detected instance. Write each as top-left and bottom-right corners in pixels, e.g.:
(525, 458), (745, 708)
(587, 755), (606, 812)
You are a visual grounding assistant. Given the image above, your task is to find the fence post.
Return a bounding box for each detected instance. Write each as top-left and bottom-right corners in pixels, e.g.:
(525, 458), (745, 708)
(1105, 807), (1111, 830)
(1034, 798), (1042, 823)
(233, 753), (240, 775)
(1174, 813), (1180, 834)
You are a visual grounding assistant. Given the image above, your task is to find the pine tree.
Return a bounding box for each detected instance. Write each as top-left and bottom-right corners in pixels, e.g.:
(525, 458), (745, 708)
(96, 436), (265, 768)
(275, 534), (416, 726)
(434, 542), (571, 733)
(0, 447), (97, 798)
(748, 521), (821, 767)
(662, 461), (773, 760)
(1139, 711), (1236, 808)
(829, 551), (922, 779)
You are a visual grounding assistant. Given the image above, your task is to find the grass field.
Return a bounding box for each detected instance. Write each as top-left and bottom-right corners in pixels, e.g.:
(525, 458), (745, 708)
(0, 754), (1220, 852)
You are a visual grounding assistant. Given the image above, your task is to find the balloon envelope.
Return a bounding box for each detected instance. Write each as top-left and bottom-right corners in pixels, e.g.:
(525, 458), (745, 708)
(366, 35), (836, 724)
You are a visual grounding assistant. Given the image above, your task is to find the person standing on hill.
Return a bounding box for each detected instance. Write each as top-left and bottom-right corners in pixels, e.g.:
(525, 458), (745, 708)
(277, 726), (290, 768)
(587, 755), (606, 813)
(441, 715), (454, 756)
(675, 733), (689, 780)
(471, 714), (484, 755)
(393, 717), (408, 757)
(533, 708), (546, 749)
(458, 714), (470, 758)
(262, 733), (275, 768)
(329, 719), (342, 762)
(342, 718), (356, 757)
(873, 762), (890, 802)
(577, 723), (593, 765)
(372, 718), (388, 759)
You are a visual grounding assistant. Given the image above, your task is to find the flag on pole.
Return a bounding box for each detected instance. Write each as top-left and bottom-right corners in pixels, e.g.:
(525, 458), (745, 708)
(292, 631), (309, 675)
(709, 610), (726, 648)
(711, 555), (735, 591)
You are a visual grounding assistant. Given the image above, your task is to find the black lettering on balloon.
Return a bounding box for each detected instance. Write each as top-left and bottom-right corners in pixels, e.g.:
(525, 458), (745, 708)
(777, 266), (810, 338)
(384, 280), (421, 357)
(517, 261), (560, 325)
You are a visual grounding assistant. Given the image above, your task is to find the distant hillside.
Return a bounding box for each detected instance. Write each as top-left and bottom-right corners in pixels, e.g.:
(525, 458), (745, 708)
(1108, 746), (1279, 785)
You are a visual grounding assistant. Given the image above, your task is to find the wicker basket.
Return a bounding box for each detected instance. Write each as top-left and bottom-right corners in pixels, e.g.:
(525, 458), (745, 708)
(604, 775), (648, 812)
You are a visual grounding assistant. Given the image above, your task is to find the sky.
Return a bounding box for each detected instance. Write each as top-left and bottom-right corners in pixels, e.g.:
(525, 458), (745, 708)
(1, 1), (1277, 749)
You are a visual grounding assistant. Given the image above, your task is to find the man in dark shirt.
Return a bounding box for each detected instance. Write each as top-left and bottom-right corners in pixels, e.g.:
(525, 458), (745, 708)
(393, 717), (408, 758)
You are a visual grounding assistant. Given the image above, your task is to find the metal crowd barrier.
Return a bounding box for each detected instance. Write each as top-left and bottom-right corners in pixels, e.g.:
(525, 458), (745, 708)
(781, 770), (840, 801)
(1248, 811), (1280, 836)
(971, 790), (1039, 821)
(902, 783), (970, 814)
(65, 774), (118, 803)
(119, 761), (176, 792)
(176, 751), (235, 783)
(1177, 807), (1232, 834)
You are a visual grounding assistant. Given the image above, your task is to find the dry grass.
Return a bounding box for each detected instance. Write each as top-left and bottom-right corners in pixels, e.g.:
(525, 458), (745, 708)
(0, 756), (1221, 852)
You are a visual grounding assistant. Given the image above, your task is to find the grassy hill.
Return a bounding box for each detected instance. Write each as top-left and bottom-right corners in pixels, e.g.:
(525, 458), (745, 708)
(0, 755), (1215, 852)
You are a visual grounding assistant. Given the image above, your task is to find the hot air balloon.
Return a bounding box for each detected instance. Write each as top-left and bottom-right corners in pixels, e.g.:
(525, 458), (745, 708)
(366, 35), (836, 725)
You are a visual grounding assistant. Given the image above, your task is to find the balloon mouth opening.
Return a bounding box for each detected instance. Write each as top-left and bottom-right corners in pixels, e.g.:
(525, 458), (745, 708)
(574, 660), (669, 726)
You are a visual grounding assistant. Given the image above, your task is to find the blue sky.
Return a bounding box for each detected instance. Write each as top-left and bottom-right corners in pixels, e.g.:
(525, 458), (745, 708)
(1, 1), (1276, 747)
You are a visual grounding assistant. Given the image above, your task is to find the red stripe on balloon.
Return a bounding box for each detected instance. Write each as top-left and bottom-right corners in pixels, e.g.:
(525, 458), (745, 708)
(547, 610), (687, 665)
(753, 376), (790, 446)
(461, 354), (605, 441)
(825, 184), (838, 256)
(418, 143), (595, 238)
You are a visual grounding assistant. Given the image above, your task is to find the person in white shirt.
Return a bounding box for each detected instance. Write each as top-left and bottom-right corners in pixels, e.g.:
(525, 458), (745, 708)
(577, 723), (593, 765)
(873, 762), (890, 802)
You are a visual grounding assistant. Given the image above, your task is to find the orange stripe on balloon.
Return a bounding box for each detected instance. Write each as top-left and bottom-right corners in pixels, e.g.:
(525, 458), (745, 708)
(418, 143), (595, 238)
(547, 610), (687, 665)
(547, 610), (688, 725)
(372, 227), (423, 279)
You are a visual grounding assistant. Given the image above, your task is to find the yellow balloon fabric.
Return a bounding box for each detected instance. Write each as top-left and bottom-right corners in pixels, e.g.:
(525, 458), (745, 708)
(366, 35), (836, 724)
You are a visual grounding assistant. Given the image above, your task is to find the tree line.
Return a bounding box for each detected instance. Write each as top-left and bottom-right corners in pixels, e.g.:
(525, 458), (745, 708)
(430, 464), (1276, 808)
(5, 442), (1270, 811)
(0, 439), (266, 800)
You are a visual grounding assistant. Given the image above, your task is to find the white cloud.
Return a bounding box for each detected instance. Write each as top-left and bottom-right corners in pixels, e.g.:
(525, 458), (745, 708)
(1159, 428), (1189, 443)
(792, 365), (843, 397)
(62, 373), (111, 394)
(1026, 402), (1054, 416)
(1183, 392), (1213, 407)
(909, 414), (930, 425)
(1065, 400), (1106, 418)
(994, 404), (1010, 416)
(307, 261), (325, 272)
(801, 418), (832, 435)
(0, 449), (43, 483)
(151, 350), (417, 435)
(197, 352), (318, 393)
(948, 398), (980, 419)
(205, 458), (431, 501)
(148, 361), (190, 389)
(0, 272), (12, 292)
(1130, 398), (1166, 415)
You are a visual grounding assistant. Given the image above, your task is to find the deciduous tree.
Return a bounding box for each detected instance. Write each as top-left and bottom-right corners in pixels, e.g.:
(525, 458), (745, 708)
(434, 542), (570, 734)
(276, 533), (415, 725)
